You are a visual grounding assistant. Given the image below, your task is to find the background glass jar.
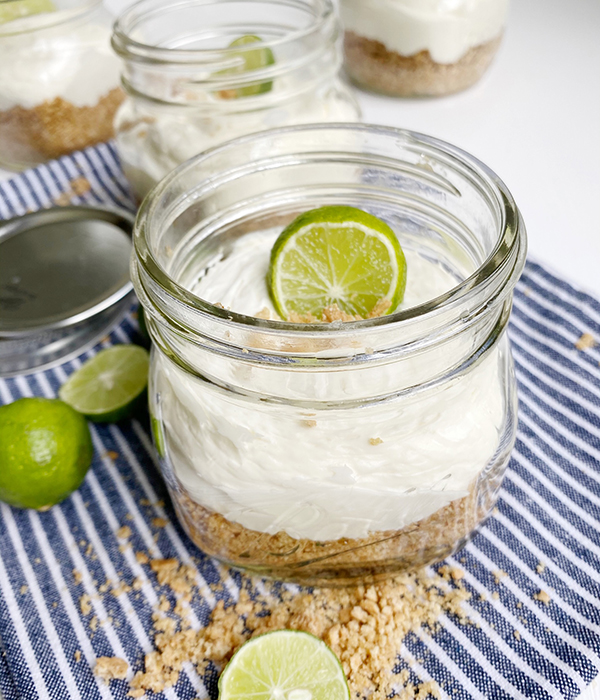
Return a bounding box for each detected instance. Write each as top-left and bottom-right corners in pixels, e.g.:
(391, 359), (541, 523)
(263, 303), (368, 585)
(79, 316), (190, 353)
(340, 0), (509, 97)
(0, 0), (122, 170)
(132, 124), (526, 586)
(111, 0), (360, 201)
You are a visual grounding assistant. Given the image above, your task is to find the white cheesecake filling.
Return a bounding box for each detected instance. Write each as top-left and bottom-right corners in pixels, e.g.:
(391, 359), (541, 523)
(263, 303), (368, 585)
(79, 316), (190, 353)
(341, 0), (508, 64)
(154, 229), (506, 541)
(115, 83), (358, 199)
(0, 17), (120, 110)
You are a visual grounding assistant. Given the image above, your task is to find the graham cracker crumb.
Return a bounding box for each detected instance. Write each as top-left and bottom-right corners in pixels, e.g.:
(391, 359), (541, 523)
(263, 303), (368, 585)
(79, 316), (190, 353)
(80, 594), (92, 616)
(536, 562), (546, 574)
(72, 569), (83, 585)
(516, 602), (522, 609)
(74, 650), (81, 662)
(367, 297), (392, 318)
(302, 419), (317, 428)
(129, 568), (467, 698)
(117, 526), (132, 540)
(152, 517), (168, 529)
(105, 451), (119, 461)
(492, 592), (499, 600)
(136, 551), (149, 565)
(90, 616), (98, 632)
(85, 543), (93, 558)
(575, 333), (596, 350)
(94, 656), (128, 681)
(128, 690), (145, 698)
(70, 176), (91, 196)
(513, 630), (521, 640)
(533, 590), (551, 605)
(493, 570), (507, 584)
(369, 437), (383, 446)
(149, 559), (194, 595)
(20, 585), (28, 595)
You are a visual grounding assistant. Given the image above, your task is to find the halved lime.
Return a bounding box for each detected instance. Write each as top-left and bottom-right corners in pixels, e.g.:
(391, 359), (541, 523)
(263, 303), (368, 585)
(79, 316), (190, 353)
(218, 630), (350, 700)
(218, 34), (275, 98)
(59, 345), (149, 423)
(268, 206), (407, 321)
(0, 0), (55, 25)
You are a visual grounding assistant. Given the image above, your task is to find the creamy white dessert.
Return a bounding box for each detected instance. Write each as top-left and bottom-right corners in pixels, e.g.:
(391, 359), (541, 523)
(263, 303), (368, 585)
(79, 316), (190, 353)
(153, 228), (506, 542)
(0, 17), (120, 110)
(341, 0), (508, 65)
(115, 86), (359, 200)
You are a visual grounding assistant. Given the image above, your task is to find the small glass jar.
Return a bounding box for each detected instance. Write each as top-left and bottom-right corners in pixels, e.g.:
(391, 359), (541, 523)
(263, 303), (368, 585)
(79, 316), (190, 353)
(340, 0), (509, 97)
(132, 124), (526, 586)
(0, 0), (123, 170)
(111, 0), (360, 201)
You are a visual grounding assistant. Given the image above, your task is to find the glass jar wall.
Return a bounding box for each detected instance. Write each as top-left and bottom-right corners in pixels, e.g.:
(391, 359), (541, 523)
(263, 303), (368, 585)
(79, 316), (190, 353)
(131, 124), (526, 586)
(0, 0), (122, 169)
(340, 0), (509, 97)
(111, 0), (360, 201)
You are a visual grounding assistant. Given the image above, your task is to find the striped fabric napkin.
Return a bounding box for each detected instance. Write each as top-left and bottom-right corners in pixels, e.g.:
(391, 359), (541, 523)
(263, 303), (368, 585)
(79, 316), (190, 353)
(1, 144), (599, 700)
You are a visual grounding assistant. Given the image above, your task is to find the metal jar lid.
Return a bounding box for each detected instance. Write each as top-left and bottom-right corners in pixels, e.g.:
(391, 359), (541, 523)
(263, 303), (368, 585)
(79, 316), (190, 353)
(0, 206), (135, 377)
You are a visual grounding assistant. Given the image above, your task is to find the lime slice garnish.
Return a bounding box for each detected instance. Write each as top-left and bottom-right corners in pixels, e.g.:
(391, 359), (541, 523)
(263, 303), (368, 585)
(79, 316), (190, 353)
(0, 0), (55, 25)
(59, 345), (149, 423)
(267, 206), (407, 321)
(218, 630), (350, 700)
(218, 34), (275, 98)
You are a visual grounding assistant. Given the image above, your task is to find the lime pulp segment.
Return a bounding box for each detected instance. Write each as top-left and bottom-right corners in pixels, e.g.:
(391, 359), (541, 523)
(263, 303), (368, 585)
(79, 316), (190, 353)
(268, 206), (407, 321)
(220, 34), (275, 98)
(58, 345), (149, 423)
(218, 630), (350, 700)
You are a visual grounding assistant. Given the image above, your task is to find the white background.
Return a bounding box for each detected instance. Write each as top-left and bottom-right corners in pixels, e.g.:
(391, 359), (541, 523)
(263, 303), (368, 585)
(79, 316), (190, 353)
(0, 0), (599, 697)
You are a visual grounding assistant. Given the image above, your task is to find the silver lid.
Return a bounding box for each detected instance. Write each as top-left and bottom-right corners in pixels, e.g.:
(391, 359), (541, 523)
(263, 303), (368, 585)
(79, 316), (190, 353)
(0, 206), (135, 377)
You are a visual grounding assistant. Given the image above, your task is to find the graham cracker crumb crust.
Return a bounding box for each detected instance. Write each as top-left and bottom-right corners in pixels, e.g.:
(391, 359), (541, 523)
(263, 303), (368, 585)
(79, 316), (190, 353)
(173, 464), (501, 586)
(0, 88), (124, 168)
(344, 31), (502, 97)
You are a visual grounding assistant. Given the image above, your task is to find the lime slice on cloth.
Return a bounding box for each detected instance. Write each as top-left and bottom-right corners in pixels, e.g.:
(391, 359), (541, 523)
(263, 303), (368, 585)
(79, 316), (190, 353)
(59, 345), (149, 423)
(0, 0), (55, 25)
(268, 206), (407, 321)
(218, 630), (350, 700)
(0, 397), (92, 510)
(219, 34), (275, 98)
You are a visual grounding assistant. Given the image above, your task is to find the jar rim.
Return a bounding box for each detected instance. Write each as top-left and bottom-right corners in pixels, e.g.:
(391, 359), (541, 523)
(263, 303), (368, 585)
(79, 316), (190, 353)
(112, 0), (333, 65)
(134, 123), (526, 335)
(0, 0), (101, 36)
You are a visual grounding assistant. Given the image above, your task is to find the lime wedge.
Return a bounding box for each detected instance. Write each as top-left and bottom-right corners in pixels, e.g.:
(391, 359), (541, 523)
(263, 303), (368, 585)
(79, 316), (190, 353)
(59, 345), (149, 423)
(219, 34), (275, 98)
(267, 206), (407, 321)
(0, 0), (55, 25)
(218, 630), (350, 700)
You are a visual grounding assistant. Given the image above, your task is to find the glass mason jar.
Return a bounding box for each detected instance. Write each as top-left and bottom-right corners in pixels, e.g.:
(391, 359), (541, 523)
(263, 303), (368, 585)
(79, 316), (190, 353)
(132, 124), (526, 586)
(340, 0), (509, 97)
(0, 0), (123, 170)
(111, 0), (360, 201)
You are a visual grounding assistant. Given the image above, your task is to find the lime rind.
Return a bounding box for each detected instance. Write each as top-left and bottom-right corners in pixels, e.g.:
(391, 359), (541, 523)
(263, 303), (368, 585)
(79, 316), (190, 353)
(59, 345), (150, 423)
(218, 629), (350, 700)
(268, 206), (407, 321)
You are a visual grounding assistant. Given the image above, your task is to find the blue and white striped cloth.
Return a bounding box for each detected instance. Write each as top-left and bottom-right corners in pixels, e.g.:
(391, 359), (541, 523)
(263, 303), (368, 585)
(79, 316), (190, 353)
(1, 144), (599, 700)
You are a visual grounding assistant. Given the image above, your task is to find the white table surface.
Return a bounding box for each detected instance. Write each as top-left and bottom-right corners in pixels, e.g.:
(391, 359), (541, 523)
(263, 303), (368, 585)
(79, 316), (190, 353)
(1, 0), (599, 696)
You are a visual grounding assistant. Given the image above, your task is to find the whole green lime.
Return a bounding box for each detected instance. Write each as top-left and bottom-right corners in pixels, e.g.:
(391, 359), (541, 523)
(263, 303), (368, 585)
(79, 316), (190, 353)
(0, 397), (93, 510)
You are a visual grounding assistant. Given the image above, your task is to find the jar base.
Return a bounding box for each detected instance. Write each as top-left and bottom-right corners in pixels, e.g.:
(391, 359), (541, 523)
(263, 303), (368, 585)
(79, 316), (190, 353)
(343, 32), (502, 98)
